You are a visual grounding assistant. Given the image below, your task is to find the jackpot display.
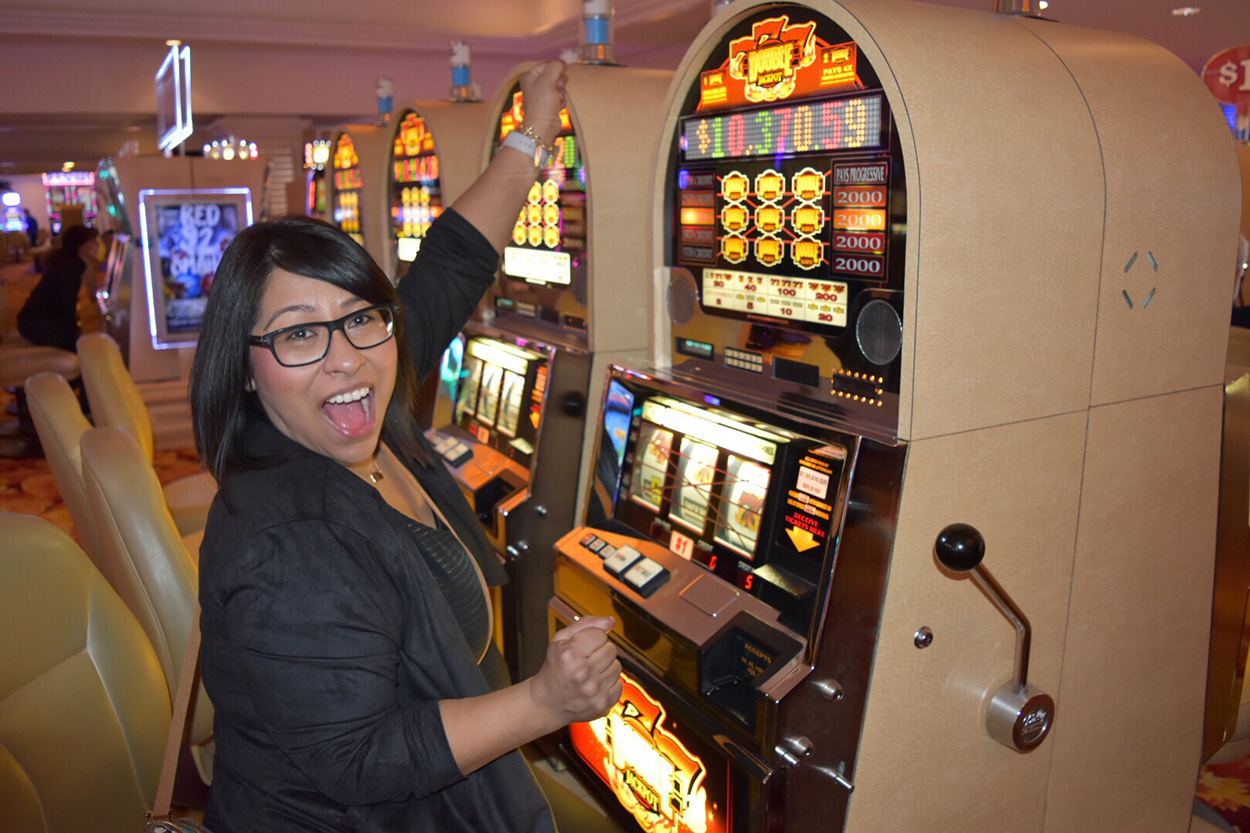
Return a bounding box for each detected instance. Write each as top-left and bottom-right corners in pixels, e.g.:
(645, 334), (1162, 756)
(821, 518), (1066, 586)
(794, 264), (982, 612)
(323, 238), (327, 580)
(495, 85), (588, 308)
(390, 111), (444, 264)
(332, 133), (364, 247)
(669, 10), (904, 437)
(500, 87), (584, 286)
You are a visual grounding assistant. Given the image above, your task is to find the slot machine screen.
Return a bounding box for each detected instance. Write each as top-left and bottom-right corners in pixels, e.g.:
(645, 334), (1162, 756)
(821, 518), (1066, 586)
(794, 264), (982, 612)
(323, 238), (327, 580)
(450, 336), (547, 466)
(333, 134), (364, 248)
(138, 188), (253, 349)
(602, 375), (850, 627)
(671, 9), (905, 338)
(494, 87), (585, 288)
(96, 233), (130, 314)
(391, 111), (443, 264)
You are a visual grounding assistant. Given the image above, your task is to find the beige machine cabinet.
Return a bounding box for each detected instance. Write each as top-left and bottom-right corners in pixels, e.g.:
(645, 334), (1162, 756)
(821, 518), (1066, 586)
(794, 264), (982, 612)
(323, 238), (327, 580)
(611, 1), (1242, 831)
(371, 101), (489, 280)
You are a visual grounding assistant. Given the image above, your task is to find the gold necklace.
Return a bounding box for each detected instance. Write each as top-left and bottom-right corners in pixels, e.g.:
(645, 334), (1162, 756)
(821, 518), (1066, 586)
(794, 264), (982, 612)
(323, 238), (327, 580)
(368, 467), (384, 484)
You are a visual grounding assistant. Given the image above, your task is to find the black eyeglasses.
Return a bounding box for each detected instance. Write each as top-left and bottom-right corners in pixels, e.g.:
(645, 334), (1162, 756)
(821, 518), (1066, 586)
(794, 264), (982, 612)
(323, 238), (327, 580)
(248, 303), (397, 367)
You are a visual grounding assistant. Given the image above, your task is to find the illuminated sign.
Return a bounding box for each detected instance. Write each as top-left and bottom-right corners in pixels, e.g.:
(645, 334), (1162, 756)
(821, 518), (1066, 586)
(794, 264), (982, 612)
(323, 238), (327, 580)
(333, 134), (363, 239)
(503, 246), (572, 285)
(728, 16), (817, 103)
(699, 15), (862, 112)
(155, 42), (193, 151)
(682, 93), (883, 161)
(569, 674), (725, 833)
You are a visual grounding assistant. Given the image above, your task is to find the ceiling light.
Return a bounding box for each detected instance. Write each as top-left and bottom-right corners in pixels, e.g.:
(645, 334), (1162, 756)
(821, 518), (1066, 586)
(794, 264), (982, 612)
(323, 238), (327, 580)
(1172, 6), (1200, 15)
(1039, 0), (1048, 8)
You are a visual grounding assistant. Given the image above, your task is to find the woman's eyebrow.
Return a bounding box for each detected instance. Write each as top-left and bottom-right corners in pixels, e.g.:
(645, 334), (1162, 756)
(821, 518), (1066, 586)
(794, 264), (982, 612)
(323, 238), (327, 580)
(262, 304), (316, 330)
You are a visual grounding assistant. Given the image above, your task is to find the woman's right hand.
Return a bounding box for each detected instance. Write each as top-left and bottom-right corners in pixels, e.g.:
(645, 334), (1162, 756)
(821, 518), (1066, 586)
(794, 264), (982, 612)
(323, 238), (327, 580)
(529, 616), (622, 725)
(518, 60), (568, 150)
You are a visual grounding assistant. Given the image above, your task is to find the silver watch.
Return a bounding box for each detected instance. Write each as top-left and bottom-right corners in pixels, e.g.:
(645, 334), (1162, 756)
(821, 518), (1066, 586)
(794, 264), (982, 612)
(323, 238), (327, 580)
(501, 129), (552, 169)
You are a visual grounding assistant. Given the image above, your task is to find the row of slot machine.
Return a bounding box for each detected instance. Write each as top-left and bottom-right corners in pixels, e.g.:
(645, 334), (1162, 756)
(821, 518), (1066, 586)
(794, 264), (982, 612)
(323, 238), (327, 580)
(317, 102), (491, 282)
(333, 2), (1241, 831)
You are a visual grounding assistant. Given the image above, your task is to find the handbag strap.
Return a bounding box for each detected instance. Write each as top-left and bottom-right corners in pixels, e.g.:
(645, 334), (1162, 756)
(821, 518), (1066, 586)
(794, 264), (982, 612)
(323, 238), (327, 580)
(149, 606), (203, 823)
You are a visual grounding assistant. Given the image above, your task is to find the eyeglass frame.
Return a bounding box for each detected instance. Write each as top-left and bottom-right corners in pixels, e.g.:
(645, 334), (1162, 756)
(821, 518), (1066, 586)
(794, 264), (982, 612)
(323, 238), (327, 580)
(247, 303), (398, 368)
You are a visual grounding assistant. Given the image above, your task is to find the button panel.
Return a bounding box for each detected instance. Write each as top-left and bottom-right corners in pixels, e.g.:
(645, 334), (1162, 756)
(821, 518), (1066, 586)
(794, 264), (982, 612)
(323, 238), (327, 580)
(622, 557), (669, 598)
(578, 535), (670, 596)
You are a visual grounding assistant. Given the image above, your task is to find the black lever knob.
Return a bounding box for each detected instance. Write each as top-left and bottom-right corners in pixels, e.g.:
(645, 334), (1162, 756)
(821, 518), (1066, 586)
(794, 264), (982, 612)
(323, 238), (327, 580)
(934, 523), (985, 572)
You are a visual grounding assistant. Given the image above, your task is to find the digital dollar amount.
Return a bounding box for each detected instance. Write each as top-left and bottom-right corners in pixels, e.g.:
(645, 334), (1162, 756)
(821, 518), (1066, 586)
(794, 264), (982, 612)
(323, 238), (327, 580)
(683, 94), (884, 161)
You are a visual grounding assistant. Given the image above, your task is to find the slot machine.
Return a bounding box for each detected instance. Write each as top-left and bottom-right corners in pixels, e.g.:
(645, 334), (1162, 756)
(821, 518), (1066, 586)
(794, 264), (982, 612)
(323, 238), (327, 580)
(548, 2), (1241, 832)
(327, 126), (385, 259)
(426, 63), (673, 679)
(383, 102), (488, 281)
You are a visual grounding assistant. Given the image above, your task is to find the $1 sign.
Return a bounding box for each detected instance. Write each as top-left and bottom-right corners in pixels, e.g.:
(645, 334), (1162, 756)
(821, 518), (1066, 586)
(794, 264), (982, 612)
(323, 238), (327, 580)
(1204, 46), (1250, 106)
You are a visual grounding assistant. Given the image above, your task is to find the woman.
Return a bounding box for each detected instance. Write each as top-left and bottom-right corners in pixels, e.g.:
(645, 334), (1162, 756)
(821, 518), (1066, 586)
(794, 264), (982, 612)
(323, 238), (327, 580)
(17, 223), (97, 351)
(190, 61), (621, 832)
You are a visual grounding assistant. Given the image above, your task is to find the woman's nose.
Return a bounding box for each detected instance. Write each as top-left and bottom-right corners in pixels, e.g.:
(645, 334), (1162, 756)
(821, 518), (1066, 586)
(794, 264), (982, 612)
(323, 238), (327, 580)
(321, 329), (365, 373)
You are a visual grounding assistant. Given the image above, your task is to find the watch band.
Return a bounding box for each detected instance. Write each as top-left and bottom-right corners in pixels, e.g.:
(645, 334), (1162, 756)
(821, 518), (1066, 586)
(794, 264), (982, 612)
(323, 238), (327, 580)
(501, 129), (552, 169)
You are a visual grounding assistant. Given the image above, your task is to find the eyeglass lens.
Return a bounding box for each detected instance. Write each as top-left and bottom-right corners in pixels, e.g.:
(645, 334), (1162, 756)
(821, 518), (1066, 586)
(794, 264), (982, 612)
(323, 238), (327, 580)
(272, 307), (394, 366)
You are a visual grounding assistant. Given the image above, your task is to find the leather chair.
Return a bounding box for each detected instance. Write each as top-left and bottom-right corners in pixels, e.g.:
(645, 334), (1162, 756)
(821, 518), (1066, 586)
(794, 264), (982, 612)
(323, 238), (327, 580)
(23, 371), (103, 563)
(24, 371), (204, 577)
(76, 332), (215, 534)
(80, 425), (213, 783)
(0, 287), (80, 458)
(0, 512), (169, 832)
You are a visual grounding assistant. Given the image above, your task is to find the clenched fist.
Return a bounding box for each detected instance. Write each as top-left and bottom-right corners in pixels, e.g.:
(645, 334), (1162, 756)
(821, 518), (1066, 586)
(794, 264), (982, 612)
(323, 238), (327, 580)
(529, 616), (622, 726)
(518, 60), (568, 149)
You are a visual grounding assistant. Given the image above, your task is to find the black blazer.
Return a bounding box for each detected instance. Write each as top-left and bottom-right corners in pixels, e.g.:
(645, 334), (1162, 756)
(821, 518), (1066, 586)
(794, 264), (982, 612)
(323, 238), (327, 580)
(199, 211), (551, 832)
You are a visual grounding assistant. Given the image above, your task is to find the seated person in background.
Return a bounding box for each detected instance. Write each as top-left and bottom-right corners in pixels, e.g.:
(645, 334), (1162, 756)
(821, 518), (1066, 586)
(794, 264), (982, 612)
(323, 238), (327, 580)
(190, 61), (621, 833)
(16, 224), (98, 351)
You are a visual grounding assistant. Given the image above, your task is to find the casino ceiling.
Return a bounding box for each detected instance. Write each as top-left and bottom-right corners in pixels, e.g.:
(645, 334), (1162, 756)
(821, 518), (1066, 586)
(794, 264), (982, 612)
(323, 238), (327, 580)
(0, 0), (1246, 174)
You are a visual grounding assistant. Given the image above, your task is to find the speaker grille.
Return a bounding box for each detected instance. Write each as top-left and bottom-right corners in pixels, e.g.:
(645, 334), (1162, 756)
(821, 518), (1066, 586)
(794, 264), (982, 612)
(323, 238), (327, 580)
(667, 272), (697, 324)
(856, 299), (902, 366)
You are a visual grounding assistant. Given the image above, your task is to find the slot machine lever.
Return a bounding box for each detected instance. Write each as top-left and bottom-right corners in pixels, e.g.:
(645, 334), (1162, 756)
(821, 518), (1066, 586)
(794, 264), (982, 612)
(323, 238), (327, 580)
(934, 523), (1055, 752)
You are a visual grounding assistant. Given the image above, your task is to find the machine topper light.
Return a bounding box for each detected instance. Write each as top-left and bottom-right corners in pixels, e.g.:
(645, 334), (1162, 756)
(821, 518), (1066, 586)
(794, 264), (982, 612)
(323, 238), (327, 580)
(699, 15), (861, 112)
(569, 673), (724, 833)
(728, 16), (817, 103)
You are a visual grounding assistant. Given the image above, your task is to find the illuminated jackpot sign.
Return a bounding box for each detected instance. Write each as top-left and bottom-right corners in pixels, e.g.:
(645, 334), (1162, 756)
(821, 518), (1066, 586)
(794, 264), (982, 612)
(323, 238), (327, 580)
(699, 15), (862, 112)
(683, 93), (883, 161)
(569, 674), (727, 833)
(495, 86), (586, 286)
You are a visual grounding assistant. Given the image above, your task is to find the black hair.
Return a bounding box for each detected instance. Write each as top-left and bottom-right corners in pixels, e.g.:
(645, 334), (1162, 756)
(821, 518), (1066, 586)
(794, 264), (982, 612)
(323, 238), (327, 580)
(190, 215), (430, 481)
(48, 224), (98, 270)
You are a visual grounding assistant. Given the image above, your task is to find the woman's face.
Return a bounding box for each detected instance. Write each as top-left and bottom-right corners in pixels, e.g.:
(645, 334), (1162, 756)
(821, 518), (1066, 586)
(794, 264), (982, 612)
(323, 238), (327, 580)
(249, 267), (397, 471)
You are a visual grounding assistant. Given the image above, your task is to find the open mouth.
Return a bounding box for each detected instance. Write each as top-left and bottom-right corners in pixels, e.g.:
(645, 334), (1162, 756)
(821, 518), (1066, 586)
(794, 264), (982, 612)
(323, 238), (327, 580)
(322, 385), (375, 439)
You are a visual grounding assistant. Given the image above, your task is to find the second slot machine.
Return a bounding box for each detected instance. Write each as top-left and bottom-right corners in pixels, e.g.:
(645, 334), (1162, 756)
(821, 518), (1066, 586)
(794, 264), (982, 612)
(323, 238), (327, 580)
(426, 63), (673, 679)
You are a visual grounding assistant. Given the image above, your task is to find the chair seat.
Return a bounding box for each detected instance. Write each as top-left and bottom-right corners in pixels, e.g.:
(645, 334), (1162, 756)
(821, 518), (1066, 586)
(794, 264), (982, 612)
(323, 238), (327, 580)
(163, 471), (217, 536)
(0, 347), (79, 389)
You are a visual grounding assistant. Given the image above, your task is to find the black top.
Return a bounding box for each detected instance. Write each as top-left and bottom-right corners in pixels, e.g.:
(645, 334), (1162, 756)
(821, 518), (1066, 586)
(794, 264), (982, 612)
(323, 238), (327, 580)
(404, 520), (492, 662)
(17, 252), (83, 328)
(199, 211), (550, 832)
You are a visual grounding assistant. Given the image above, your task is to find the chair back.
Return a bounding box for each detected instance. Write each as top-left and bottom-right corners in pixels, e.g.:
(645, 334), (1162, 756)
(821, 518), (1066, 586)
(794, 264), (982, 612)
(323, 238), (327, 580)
(0, 512), (169, 831)
(24, 372), (101, 564)
(77, 333), (154, 461)
(79, 426), (212, 750)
